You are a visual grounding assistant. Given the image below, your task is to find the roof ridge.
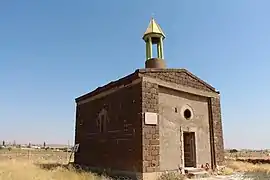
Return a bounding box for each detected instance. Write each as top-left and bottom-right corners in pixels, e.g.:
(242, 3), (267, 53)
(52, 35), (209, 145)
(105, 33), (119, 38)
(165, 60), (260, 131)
(137, 68), (217, 92)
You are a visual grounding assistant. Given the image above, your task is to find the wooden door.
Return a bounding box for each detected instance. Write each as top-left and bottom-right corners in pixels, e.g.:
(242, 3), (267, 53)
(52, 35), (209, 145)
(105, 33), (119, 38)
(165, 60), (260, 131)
(183, 132), (196, 167)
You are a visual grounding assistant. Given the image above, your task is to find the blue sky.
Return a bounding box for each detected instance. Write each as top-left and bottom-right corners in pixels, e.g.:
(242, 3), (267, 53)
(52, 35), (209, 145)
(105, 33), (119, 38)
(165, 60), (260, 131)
(0, 0), (269, 149)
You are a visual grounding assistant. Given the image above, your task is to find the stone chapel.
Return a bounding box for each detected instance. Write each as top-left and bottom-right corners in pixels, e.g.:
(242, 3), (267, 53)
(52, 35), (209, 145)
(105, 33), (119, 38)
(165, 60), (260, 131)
(74, 18), (224, 180)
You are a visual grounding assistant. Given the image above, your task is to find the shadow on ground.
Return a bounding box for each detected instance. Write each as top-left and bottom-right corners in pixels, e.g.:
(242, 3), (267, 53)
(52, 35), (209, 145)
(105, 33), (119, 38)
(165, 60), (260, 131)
(35, 163), (133, 180)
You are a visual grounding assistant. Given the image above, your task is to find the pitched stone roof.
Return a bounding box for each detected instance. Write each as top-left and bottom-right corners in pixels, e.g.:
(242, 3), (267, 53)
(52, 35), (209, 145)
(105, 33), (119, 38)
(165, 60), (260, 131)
(75, 68), (218, 102)
(137, 68), (216, 92)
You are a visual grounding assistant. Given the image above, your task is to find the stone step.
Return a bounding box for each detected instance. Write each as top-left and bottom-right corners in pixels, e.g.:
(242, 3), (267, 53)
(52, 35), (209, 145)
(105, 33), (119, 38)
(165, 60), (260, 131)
(184, 168), (210, 179)
(184, 167), (205, 173)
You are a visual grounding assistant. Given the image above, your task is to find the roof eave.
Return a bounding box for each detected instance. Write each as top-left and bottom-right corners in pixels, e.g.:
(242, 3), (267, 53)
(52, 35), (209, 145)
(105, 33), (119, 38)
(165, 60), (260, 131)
(75, 70), (140, 103)
(142, 33), (166, 41)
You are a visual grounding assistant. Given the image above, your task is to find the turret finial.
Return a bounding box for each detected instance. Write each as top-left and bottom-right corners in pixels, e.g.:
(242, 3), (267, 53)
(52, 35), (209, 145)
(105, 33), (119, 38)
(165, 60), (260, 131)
(142, 18), (166, 68)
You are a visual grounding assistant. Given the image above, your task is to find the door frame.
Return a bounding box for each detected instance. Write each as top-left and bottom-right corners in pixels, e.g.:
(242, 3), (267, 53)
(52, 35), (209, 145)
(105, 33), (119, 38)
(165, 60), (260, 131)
(182, 131), (197, 168)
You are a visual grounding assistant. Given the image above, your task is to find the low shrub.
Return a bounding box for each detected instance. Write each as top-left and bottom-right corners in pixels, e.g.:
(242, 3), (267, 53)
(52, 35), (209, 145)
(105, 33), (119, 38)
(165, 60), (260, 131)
(217, 167), (234, 175)
(158, 172), (186, 180)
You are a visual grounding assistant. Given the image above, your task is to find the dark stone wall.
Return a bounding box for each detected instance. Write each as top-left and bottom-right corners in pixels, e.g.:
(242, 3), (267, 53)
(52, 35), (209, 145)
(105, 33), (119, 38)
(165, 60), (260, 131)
(210, 97), (225, 166)
(74, 82), (143, 172)
(74, 68), (224, 174)
(141, 82), (160, 173)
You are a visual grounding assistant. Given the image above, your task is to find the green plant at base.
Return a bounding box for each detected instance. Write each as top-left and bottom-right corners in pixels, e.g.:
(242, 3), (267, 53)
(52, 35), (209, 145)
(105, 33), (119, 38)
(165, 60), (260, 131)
(158, 172), (186, 180)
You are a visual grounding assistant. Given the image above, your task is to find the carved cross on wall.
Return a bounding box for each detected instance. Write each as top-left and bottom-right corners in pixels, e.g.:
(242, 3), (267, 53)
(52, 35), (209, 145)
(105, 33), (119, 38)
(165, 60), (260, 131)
(96, 108), (110, 133)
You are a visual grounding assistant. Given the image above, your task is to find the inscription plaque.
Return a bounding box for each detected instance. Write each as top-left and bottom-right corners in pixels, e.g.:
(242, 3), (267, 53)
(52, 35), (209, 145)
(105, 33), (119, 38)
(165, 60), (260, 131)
(144, 112), (158, 125)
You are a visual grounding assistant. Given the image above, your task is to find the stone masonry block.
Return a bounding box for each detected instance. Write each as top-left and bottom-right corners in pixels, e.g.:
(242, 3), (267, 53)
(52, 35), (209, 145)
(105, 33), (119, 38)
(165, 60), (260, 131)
(211, 97), (225, 165)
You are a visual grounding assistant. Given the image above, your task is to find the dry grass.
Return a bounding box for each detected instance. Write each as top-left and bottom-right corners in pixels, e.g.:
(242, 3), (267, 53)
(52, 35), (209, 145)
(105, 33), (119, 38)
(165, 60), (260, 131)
(217, 166), (234, 176)
(0, 159), (107, 180)
(2, 149), (270, 180)
(226, 160), (270, 174)
(0, 149), (109, 180)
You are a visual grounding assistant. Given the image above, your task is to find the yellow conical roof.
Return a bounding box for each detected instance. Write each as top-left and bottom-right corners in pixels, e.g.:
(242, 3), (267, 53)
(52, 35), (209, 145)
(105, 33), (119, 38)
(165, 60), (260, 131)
(143, 18), (165, 41)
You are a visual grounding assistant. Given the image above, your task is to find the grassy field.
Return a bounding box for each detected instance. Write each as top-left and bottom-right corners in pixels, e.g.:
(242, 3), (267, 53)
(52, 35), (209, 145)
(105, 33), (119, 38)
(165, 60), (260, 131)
(1, 148), (270, 180)
(225, 150), (270, 160)
(225, 160), (270, 174)
(0, 148), (108, 180)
